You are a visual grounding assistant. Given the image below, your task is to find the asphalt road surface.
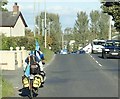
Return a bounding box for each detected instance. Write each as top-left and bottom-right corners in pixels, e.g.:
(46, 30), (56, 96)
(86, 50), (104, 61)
(39, 54), (118, 97)
(2, 53), (119, 98)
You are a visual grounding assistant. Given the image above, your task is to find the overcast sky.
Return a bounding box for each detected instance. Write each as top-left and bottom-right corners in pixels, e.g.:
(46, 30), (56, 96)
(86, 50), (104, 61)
(6, 0), (101, 31)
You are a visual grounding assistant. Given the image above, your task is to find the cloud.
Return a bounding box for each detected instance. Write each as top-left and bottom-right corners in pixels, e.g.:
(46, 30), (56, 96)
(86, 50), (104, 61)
(47, 6), (82, 16)
(20, 5), (33, 11)
(8, 0), (100, 3)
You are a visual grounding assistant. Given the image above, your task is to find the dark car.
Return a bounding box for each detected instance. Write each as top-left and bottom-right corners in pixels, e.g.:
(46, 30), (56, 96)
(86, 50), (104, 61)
(79, 49), (86, 54)
(102, 40), (120, 59)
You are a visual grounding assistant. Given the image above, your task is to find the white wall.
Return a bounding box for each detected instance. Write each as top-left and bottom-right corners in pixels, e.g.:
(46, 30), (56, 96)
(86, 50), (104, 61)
(0, 51), (16, 70)
(0, 27), (11, 36)
(0, 47), (28, 70)
(12, 16), (25, 36)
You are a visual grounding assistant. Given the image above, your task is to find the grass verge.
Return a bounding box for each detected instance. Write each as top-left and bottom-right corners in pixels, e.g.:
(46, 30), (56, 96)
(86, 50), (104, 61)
(43, 49), (54, 63)
(0, 76), (14, 97)
(0, 76), (2, 98)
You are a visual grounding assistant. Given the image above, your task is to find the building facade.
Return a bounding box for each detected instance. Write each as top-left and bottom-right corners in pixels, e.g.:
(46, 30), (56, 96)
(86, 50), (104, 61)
(0, 3), (27, 37)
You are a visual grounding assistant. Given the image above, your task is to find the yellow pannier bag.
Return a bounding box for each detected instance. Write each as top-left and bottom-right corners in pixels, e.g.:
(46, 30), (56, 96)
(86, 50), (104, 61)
(22, 76), (29, 88)
(33, 74), (42, 88)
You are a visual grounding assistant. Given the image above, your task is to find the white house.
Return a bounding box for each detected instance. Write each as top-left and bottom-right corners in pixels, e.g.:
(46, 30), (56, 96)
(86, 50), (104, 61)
(0, 3), (27, 37)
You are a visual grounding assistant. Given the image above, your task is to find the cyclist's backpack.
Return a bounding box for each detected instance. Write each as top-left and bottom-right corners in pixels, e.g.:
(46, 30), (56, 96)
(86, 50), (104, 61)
(29, 55), (40, 75)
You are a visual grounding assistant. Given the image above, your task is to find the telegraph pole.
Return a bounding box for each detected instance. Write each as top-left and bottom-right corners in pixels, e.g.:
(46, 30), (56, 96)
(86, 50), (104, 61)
(34, 0), (36, 37)
(62, 33), (64, 49)
(42, 19), (44, 36)
(108, 16), (112, 40)
(38, 0), (40, 35)
(44, 0), (47, 48)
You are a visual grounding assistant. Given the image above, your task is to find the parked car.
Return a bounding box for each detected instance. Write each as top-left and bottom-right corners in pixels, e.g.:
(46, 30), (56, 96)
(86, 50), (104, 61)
(102, 40), (120, 59)
(60, 49), (68, 54)
(91, 39), (106, 54)
(78, 49), (86, 54)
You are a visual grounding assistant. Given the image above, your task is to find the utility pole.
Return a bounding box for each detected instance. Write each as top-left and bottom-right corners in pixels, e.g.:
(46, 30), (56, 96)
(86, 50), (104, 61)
(42, 19), (44, 36)
(108, 16), (112, 40)
(38, 0), (40, 35)
(62, 33), (64, 49)
(44, 0), (47, 48)
(34, 0), (36, 37)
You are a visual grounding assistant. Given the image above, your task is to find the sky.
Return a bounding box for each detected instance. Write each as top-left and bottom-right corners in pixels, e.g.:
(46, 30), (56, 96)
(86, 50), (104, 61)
(6, 0), (101, 31)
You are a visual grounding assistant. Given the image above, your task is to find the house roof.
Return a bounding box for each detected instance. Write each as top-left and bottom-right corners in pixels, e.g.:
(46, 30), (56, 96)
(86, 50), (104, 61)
(0, 11), (27, 27)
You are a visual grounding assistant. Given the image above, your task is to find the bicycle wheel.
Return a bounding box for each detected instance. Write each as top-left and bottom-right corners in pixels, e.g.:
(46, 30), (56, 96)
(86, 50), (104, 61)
(29, 80), (33, 98)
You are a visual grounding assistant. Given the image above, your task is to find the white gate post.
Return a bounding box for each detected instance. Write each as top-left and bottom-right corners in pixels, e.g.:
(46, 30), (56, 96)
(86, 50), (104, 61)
(21, 46), (27, 66)
(16, 47), (22, 68)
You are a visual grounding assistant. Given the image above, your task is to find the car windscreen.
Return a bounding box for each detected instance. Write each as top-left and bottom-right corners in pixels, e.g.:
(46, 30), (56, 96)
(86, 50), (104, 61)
(105, 42), (114, 47)
(105, 41), (120, 47)
(93, 41), (105, 45)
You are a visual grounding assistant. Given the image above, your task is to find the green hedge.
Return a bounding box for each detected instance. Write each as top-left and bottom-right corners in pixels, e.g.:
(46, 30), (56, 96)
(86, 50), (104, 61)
(1, 36), (44, 50)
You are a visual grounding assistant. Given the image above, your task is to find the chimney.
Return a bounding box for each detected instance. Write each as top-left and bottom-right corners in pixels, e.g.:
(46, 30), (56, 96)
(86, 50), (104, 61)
(13, 2), (19, 14)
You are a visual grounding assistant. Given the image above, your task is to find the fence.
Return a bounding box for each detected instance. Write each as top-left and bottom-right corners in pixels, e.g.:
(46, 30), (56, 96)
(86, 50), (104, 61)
(0, 47), (29, 70)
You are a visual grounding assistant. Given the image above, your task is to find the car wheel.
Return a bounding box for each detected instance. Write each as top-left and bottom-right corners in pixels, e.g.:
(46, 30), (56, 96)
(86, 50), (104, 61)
(103, 53), (107, 59)
(102, 52), (104, 58)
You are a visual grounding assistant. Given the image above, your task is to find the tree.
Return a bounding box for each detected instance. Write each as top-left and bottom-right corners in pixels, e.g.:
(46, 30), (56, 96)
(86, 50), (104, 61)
(35, 12), (62, 52)
(25, 28), (34, 37)
(74, 11), (89, 46)
(90, 10), (109, 40)
(90, 10), (100, 39)
(101, 0), (120, 32)
(98, 12), (109, 39)
(0, 0), (8, 11)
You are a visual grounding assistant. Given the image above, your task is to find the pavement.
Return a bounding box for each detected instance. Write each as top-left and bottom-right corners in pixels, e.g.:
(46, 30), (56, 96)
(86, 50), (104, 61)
(1, 54), (56, 97)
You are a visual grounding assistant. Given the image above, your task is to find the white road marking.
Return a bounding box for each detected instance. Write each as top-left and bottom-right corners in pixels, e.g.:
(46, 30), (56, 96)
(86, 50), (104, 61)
(89, 54), (103, 67)
(98, 63), (102, 67)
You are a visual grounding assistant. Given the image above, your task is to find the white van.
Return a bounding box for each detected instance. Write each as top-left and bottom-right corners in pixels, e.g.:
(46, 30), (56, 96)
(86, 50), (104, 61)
(91, 39), (106, 54)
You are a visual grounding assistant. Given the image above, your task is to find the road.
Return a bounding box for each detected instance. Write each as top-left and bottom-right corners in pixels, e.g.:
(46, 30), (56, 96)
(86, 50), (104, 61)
(2, 53), (118, 98)
(37, 54), (118, 97)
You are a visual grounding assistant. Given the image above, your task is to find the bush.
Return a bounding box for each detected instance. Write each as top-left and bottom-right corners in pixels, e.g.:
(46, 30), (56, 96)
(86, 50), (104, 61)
(43, 48), (54, 63)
